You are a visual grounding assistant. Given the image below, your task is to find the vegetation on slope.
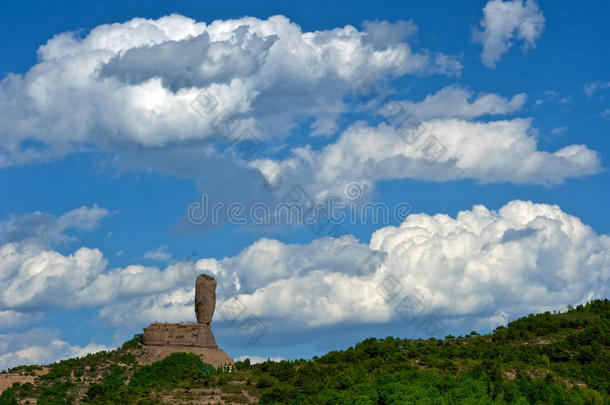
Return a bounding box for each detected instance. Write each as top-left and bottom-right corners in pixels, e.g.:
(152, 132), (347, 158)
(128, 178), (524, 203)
(1, 299), (608, 404)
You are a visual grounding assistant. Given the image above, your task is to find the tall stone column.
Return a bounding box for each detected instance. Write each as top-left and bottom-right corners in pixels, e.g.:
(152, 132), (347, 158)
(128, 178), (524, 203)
(195, 274), (216, 324)
(142, 273), (225, 352)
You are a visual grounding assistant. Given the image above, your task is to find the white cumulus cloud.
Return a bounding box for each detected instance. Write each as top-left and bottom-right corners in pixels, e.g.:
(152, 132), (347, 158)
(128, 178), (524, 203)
(0, 14), (461, 166)
(82, 201), (610, 334)
(1, 202), (607, 343)
(0, 328), (109, 371)
(387, 85), (527, 120)
(0, 310), (42, 331)
(199, 200), (608, 331)
(473, 0), (545, 68)
(252, 118), (600, 200)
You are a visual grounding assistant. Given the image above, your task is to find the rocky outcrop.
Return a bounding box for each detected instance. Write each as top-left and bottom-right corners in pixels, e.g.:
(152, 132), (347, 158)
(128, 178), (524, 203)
(195, 274), (216, 324)
(141, 274), (233, 365)
(137, 346), (234, 369)
(142, 322), (217, 348)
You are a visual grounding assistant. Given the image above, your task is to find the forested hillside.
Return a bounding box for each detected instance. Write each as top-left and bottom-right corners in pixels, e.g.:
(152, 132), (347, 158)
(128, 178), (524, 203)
(1, 299), (608, 404)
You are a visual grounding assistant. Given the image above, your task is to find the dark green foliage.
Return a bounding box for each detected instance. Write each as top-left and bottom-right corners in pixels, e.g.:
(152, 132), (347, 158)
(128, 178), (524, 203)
(3, 299), (609, 404)
(120, 333), (143, 350)
(82, 354), (215, 404)
(253, 299), (610, 404)
(6, 365), (42, 374)
(268, 360), (296, 382)
(81, 353), (214, 404)
(38, 382), (74, 404)
(256, 376), (275, 388)
(83, 365), (134, 404)
(235, 357), (252, 371)
(129, 352), (213, 389)
(0, 388), (17, 405)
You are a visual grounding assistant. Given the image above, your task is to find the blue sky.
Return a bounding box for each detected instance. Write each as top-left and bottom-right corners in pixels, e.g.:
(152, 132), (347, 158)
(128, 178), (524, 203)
(0, 0), (609, 368)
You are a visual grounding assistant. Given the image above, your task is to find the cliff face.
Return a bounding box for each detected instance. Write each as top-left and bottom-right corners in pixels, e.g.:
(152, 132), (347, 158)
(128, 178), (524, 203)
(142, 323), (217, 348)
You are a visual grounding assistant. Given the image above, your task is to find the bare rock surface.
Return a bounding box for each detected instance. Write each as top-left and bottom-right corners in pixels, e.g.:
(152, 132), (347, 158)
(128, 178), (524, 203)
(0, 368), (49, 394)
(141, 274), (234, 365)
(142, 322), (217, 348)
(195, 274), (216, 324)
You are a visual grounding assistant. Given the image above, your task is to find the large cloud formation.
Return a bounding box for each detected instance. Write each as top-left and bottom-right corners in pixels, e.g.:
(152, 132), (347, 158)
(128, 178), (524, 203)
(472, 0), (545, 68)
(192, 200), (608, 331)
(0, 13), (600, 200)
(0, 206), (110, 311)
(0, 14), (460, 166)
(253, 118), (601, 200)
(2, 202), (607, 336)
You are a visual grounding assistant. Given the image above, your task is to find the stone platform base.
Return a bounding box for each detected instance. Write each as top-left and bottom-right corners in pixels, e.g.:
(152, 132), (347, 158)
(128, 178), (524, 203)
(136, 345), (235, 368)
(143, 322), (217, 348)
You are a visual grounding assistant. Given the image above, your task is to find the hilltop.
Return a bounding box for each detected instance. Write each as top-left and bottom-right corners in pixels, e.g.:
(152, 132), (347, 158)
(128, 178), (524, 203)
(1, 299), (608, 404)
